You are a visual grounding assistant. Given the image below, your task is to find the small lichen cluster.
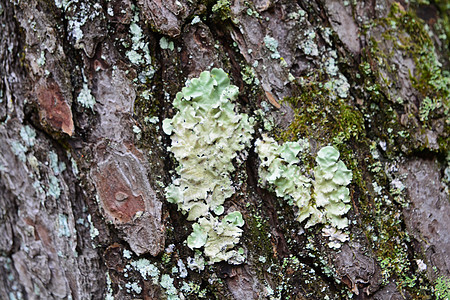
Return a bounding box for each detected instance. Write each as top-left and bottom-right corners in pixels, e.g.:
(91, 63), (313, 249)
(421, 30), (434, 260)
(187, 211), (245, 264)
(256, 135), (352, 230)
(264, 35), (281, 59)
(77, 82), (96, 110)
(163, 68), (254, 263)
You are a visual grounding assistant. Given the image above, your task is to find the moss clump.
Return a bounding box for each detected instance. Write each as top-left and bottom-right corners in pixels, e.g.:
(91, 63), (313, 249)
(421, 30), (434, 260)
(362, 3), (450, 153)
(279, 78), (365, 146)
(211, 0), (231, 21)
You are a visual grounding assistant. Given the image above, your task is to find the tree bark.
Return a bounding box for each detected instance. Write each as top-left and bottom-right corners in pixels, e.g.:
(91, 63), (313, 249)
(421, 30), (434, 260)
(1, 0), (449, 299)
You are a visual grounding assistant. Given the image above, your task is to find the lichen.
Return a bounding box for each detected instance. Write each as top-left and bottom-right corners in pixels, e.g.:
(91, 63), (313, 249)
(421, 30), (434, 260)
(163, 68), (253, 264)
(58, 214), (71, 237)
(256, 134), (312, 220)
(125, 282), (142, 294)
(125, 8), (154, 81)
(105, 272), (115, 300)
(186, 211), (245, 264)
(46, 175), (61, 199)
(187, 250), (205, 272)
(20, 125), (36, 147)
(163, 68), (254, 220)
(130, 259), (159, 283)
(264, 36), (281, 59)
(77, 83), (96, 110)
(160, 37), (174, 51)
(313, 146), (352, 229)
(160, 274), (179, 300)
(177, 259), (188, 278)
(48, 151), (66, 175)
(321, 226), (349, 249)
(300, 29), (319, 57)
(256, 135), (352, 230)
(10, 141), (28, 162)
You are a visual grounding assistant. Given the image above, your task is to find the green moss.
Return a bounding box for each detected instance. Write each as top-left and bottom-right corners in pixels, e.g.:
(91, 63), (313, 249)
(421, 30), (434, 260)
(388, 4), (449, 118)
(279, 81), (365, 146)
(360, 3), (450, 153)
(211, 0), (231, 21)
(435, 276), (450, 300)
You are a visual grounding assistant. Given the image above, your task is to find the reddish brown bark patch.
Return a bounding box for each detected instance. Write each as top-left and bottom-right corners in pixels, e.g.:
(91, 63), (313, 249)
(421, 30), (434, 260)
(24, 217), (55, 254)
(94, 162), (146, 223)
(36, 79), (74, 136)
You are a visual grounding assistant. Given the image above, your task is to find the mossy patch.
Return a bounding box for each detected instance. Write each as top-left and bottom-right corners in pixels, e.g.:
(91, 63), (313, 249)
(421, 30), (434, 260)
(278, 78), (365, 148)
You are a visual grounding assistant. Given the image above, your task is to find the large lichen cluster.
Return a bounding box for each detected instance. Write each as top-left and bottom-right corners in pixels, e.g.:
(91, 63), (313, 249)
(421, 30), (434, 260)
(256, 135), (352, 230)
(163, 68), (253, 263)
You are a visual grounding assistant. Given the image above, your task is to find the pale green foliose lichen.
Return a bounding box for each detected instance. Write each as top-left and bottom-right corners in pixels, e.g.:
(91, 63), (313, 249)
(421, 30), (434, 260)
(256, 134), (312, 222)
(264, 35), (281, 59)
(77, 83), (96, 110)
(186, 211), (245, 264)
(160, 37), (174, 51)
(313, 146), (352, 229)
(123, 249), (132, 259)
(321, 226), (349, 249)
(256, 136), (352, 230)
(20, 125), (36, 147)
(300, 29), (319, 57)
(160, 274), (179, 300)
(130, 259), (159, 284)
(163, 68), (255, 221)
(125, 282), (142, 294)
(187, 250), (205, 272)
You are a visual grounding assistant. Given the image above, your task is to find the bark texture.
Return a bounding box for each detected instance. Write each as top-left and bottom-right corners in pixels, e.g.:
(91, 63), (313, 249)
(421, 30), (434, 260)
(0, 0), (449, 299)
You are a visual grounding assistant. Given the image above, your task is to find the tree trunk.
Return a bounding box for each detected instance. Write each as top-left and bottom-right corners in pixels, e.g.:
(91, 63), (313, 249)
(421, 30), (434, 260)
(1, 0), (449, 299)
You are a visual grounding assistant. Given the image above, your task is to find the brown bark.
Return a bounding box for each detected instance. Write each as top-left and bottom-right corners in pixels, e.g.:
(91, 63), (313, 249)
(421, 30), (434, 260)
(1, 0), (449, 299)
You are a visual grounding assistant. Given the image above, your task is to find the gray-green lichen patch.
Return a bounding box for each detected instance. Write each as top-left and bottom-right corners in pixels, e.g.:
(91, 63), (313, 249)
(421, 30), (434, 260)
(256, 135), (352, 232)
(313, 146), (352, 229)
(264, 35), (280, 59)
(256, 134), (312, 220)
(77, 83), (96, 110)
(125, 8), (153, 77)
(160, 37), (174, 51)
(163, 68), (255, 221)
(20, 125), (36, 147)
(163, 68), (254, 264)
(186, 250), (205, 272)
(160, 274), (179, 300)
(63, 1), (106, 57)
(48, 150), (66, 175)
(130, 258), (159, 283)
(187, 211), (245, 264)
